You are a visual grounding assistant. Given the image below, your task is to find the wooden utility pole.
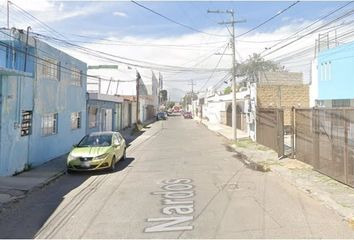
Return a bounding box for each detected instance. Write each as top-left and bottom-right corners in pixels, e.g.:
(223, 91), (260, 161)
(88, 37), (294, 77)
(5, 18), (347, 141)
(208, 9), (245, 141)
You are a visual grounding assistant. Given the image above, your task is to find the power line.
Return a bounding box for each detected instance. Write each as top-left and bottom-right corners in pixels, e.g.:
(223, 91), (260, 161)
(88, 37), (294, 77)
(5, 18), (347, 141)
(0, 38), (135, 84)
(260, 1), (354, 57)
(198, 44), (228, 92)
(271, 16), (354, 64)
(9, 1), (68, 40)
(164, 44), (228, 79)
(33, 32), (230, 73)
(235, 1), (300, 38)
(131, 0), (228, 37)
(210, 72), (232, 91)
(262, 8), (354, 58)
(7, 1), (230, 74)
(234, 19), (354, 44)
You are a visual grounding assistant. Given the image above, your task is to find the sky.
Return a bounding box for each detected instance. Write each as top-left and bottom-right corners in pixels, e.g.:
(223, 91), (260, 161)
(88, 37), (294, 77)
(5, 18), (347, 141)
(0, 0), (353, 101)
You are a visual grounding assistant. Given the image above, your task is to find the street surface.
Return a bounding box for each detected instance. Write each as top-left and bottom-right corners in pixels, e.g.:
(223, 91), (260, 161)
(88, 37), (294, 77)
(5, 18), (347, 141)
(0, 115), (353, 238)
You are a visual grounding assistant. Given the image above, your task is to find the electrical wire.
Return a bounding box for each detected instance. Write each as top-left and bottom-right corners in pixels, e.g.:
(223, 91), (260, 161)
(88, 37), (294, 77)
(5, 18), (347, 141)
(273, 20), (354, 63)
(0, 37), (137, 83)
(198, 44), (229, 92)
(262, 8), (354, 58)
(131, 0), (228, 37)
(260, 1), (354, 57)
(235, 1), (300, 38)
(33, 32), (229, 73)
(9, 1), (68, 40)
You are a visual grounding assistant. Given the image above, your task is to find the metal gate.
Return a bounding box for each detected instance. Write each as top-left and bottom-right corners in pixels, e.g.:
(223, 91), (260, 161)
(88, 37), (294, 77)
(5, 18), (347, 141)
(294, 109), (315, 166)
(295, 108), (354, 187)
(256, 108), (284, 157)
(226, 104), (232, 127)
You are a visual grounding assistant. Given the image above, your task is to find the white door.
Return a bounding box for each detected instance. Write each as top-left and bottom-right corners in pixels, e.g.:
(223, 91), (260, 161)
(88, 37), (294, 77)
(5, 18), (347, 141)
(103, 109), (113, 131)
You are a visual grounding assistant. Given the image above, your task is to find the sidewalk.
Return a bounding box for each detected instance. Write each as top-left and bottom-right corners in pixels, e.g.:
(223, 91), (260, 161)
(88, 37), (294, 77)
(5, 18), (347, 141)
(197, 118), (354, 224)
(0, 118), (156, 210)
(194, 117), (249, 140)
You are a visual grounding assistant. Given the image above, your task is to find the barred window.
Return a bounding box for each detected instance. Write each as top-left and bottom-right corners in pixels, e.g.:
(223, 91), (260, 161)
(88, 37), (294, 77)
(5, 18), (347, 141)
(21, 111), (32, 136)
(71, 112), (81, 129)
(42, 113), (58, 136)
(72, 67), (82, 86)
(41, 58), (60, 80)
(332, 99), (350, 108)
(88, 107), (97, 128)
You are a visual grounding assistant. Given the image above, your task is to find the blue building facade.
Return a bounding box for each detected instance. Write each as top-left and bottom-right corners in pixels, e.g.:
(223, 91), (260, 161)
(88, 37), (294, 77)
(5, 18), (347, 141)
(86, 93), (125, 134)
(317, 41), (354, 101)
(0, 29), (87, 176)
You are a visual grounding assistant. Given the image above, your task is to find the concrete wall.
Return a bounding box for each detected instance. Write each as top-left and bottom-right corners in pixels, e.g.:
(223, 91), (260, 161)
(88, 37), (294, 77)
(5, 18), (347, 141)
(0, 74), (34, 175)
(28, 40), (87, 169)
(122, 101), (130, 128)
(0, 30), (87, 175)
(86, 99), (123, 134)
(317, 41), (354, 100)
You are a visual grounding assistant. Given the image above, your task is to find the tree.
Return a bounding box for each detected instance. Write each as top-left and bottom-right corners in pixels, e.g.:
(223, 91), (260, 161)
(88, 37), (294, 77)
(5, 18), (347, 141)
(182, 92), (198, 108)
(238, 53), (282, 83)
(159, 90), (168, 102)
(167, 101), (175, 109)
(223, 86), (232, 95)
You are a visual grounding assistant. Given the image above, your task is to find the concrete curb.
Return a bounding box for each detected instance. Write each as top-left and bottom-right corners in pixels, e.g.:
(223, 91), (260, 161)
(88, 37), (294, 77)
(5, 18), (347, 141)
(0, 170), (66, 212)
(197, 119), (268, 172)
(235, 149), (354, 223)
(270, 164), (354, 223)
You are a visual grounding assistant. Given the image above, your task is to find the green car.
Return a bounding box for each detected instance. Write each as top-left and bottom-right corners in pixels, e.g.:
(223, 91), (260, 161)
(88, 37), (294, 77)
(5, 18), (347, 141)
(67, 131), (126, 172)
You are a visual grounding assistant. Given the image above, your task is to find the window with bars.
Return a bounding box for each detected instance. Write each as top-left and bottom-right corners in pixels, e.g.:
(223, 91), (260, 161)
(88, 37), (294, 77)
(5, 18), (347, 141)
(320, 61), (331, 81)
(42, 113), (58, 136)
(21, 111), (32, 136)
(41, 58), (60, 80)
(71, 112), (81, 130)
(72, 67), (82, 86)
(332, 99), (350, 108)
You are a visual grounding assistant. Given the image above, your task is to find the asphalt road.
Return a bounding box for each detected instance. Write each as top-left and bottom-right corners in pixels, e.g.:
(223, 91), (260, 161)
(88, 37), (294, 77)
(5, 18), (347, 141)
(0, 115), (353, 238)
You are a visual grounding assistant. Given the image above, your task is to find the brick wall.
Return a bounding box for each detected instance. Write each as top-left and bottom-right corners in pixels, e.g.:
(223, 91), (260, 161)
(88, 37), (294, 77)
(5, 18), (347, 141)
(258, 71), (303, 85)
(257, 85), (309, 125)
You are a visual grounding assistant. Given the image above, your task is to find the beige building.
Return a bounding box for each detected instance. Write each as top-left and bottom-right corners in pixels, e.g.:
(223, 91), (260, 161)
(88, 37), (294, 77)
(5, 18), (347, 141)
(248, 71), (310, 140)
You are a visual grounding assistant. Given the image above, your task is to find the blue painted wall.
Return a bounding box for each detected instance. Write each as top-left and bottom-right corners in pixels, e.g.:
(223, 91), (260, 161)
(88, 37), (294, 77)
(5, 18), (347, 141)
(0, 29), (87, 175)
(317, 42), (354, 100)
(86, 99), (122, 135)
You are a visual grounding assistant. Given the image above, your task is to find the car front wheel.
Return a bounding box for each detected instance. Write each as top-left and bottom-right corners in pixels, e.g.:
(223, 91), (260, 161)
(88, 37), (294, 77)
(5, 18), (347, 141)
(110, 156), (116, 172)
(122, 148), (126, 161)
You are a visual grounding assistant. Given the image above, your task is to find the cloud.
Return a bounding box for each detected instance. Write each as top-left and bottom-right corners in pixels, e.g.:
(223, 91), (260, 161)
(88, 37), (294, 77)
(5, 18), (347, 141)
(0, 0), (105, 25)
(27, 12), (354, 92)
(113, 11), (127, 17)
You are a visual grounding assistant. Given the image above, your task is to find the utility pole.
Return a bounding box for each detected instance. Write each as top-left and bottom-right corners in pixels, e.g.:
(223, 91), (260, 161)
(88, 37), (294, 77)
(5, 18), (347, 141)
(207, 9), (245, 141)
(24, 26), (31, 72)
(189, 79), (195, 94)
(188, 79), (195, 113)
(136, 70), (141, 124)
(7, 1), (10, 29)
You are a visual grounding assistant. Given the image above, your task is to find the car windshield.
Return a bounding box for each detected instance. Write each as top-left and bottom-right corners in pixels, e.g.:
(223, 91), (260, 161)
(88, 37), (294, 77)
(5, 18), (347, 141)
(77, 134), (112, 147)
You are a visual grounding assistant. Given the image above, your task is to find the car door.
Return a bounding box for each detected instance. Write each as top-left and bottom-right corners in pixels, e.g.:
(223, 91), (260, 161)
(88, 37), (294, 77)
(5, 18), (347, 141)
(118, 133), (126, 150)
(112, 134), (121, 159)
(117, 133), (125, 158)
